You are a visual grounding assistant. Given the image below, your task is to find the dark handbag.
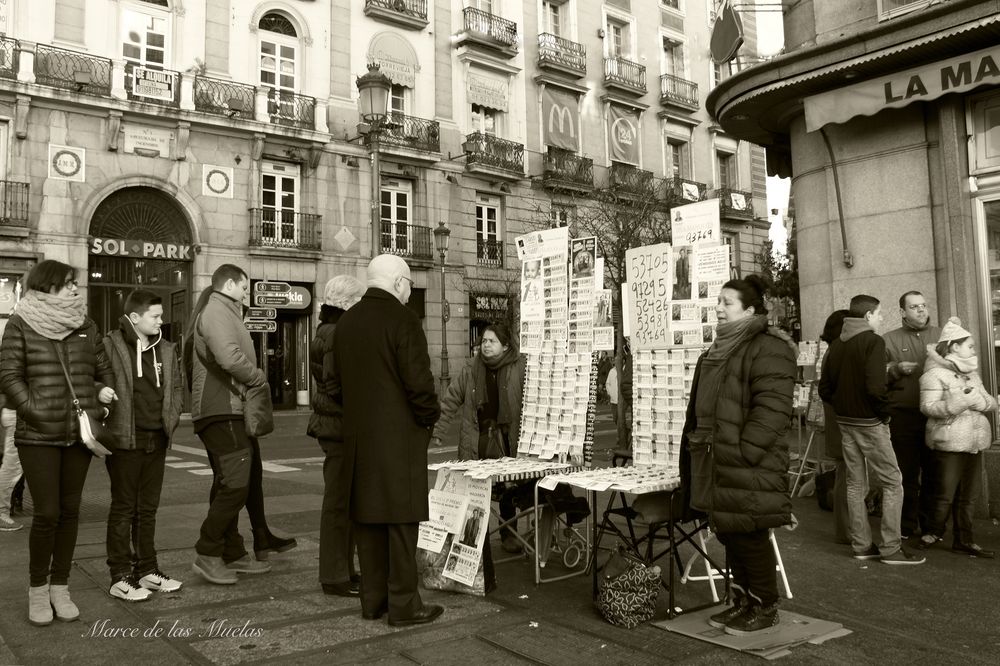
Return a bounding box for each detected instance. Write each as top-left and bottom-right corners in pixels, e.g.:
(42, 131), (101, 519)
(596, 543), (661, 628)
(478, 422), (509, 459)
(52, 341), (115, 458)
(687, 432), (713, 512)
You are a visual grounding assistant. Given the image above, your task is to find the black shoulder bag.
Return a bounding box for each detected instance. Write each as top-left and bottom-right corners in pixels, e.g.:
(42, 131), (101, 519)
(52, 341), (116, 458)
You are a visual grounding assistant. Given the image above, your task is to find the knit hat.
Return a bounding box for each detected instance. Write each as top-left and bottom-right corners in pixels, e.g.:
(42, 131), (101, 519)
(938, 316), (971, 343)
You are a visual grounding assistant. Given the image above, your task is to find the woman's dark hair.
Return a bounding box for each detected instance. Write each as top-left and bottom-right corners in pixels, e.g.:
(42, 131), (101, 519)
(820, 309), (850, 343)
(936, 337), (969, 358)
(721, 274), (769, 316)
(26, 259), (76, 294)
(483, 322), (514, 349)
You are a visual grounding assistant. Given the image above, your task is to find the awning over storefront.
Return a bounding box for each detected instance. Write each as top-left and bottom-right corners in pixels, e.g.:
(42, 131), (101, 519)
(367, 32), (419, 88)
(467, 69), (509, 112)
(805, 43), (1000, 132)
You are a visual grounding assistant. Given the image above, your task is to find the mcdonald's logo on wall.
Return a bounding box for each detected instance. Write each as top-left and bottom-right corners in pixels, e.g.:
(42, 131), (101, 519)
(542, 87), (579, 152)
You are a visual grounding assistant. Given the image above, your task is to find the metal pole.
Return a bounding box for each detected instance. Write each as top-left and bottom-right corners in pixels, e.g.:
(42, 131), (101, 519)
(439, 249), (450, 392)
(369, 127), (381, 258)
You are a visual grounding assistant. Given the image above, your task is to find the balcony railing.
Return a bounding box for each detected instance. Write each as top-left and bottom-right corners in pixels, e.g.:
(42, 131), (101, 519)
(364, 0), (428, 20)
(659, 73), (699, 110)
(34, 44), (112, 96)
(0, 180), (30, 227)
(609, 163), (655, 197)
(604, 56), (646, 94)
(477, 238), (504, 268)
(378, 113), (440, 153)
(0, 36), (18, 79)
(714, 187), (755, 218)
(266, 88), (316, 130)
(665, 176), (707, 204)
(124, 64), (180, 107)
(465, 132), (524, 174)
(462, 7), (518, 49)
(537, 33), (586, 75)
(380, 221), (433, 260)
(193, 76), (255, 120)
(542, 148), (593, 190)
(249, 208), (322, 251)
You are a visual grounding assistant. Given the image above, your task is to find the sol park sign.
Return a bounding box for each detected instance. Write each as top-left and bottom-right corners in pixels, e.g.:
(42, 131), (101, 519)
(90, 237), (193, 261)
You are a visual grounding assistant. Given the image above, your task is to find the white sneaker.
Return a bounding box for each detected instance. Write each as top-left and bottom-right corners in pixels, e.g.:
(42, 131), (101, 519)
(138, 569), (183, 592)
(0, 513), (22, 531)
(109, 576), (153, 602)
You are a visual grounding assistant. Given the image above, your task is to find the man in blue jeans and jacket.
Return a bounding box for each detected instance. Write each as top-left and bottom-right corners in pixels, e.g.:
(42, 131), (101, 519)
(819, 294), (925, 565)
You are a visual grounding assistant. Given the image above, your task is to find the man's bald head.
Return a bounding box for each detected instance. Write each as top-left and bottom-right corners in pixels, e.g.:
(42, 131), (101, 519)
(367, 254), (413, 304)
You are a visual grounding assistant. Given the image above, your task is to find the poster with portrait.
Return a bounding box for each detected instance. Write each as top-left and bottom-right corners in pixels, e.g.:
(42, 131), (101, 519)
(571, 237), (596, 280)
(441, 475), (492, 587)
(672, 245), (693, 301)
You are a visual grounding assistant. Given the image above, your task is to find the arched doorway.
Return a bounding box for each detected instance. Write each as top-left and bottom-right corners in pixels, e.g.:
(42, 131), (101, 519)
(87, 187), (194, 343)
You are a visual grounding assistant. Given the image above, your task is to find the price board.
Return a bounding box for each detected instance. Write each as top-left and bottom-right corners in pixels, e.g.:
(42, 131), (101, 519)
(670, 198), (721, 247)
(625, 243), (672, 350)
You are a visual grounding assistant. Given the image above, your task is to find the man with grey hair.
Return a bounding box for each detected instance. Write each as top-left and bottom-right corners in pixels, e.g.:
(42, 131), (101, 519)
(333, 255), (442, 625)
(308, 274), (366, 598)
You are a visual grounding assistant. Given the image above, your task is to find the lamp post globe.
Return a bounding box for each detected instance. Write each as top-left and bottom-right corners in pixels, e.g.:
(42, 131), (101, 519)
(433, 220), (451, 257)
(355, 63), (391, 122)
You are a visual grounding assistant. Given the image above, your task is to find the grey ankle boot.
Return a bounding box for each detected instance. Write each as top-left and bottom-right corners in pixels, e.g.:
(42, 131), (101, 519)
(49, 584), (80, 622)
(28, 585), (53, 626)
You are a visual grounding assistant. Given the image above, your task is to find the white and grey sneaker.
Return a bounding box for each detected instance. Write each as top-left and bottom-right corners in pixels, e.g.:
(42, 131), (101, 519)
(109, 575), (153, 602)
(138, 569), (183, 593)
(0, 513), (22, 531)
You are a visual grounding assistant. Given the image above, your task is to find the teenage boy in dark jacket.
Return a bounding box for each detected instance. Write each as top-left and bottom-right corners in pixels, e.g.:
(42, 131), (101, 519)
(103, 290), (184, 601)
(819, 294), (923, 566)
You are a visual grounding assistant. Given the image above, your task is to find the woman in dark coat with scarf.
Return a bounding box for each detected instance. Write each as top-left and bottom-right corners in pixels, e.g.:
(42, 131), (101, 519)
(308, 275), (367, 596)
(681, 275), (796, 636)
(0, 260), (116, 626)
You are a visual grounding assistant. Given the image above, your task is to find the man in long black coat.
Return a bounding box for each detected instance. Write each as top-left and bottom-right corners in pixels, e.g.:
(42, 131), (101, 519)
(333, 254), (442, 626)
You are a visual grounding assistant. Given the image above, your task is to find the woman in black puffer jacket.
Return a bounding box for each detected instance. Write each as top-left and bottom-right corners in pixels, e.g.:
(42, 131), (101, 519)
(0, 260), (116, 626)
(307, 275), (366, 597)
(681, 275), (795, 637)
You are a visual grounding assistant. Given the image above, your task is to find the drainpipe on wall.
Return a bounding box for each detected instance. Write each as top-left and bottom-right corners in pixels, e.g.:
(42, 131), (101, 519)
(820, 127), (854, 268)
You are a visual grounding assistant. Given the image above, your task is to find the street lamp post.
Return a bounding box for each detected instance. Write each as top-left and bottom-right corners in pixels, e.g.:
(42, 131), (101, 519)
(433, 221), (451, 392)
(355, 64), (392, 257)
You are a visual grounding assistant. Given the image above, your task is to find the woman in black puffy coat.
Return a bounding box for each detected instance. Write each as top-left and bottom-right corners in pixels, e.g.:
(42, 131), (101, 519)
(0, 260), (116, 626)
(681, 275), (796, 636)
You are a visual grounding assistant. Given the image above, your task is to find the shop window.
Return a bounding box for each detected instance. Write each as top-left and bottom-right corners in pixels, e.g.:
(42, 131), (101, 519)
(261, 162), (300, 244)
(121, 1), (170, 70)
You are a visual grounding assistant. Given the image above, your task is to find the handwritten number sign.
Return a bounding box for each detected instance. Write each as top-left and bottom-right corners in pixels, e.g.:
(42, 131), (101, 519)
(626, 244), (671, 350)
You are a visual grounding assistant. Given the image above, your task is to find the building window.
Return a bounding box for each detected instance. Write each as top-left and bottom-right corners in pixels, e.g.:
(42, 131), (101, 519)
(607, 18), (629, 58)
(476, 194), (503, 266)
(543, 0), (562, 35)
(877, 0), (931, 20)
(667, 141), (687, 180)
(390, 84), (408, 117)
(471, 104), (498, 135)
(380, 179), (412, 254)
(723, 231), (740, 278)
(261, 162), (299, 244)
(259, 13), (297, 92)
(550, 204), (573, 228)
(662, 0), (681, 9)
(121, 2), (170, 69)
(474, 0), (495, 13)
(662, 38), (684, 78)
(716, 150), (735, 189)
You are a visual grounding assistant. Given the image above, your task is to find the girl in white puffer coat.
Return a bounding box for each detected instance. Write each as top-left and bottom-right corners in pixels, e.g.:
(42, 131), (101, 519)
(918, 317), (996, 558)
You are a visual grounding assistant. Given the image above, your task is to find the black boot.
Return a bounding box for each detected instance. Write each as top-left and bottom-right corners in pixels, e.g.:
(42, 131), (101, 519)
(10, 477), (24, 516)
(724, 601), (779, 636)
(253, 529), (298, 561)
(707, 589), (748, 629)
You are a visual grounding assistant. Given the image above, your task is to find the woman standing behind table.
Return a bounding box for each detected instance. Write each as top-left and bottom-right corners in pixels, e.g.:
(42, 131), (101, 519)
(0, 260), (116, 626)
(917, 318), (996, 558)
(681, 275), (796, 636)
(431, 324), (525, 592)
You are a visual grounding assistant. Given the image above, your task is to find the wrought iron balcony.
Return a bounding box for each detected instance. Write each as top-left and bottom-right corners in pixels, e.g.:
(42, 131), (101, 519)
(266, 87), (316, 130)
(364, 0), (428, 29)
(664, 176), (708, 205)
(477, 238), (504, 268)
(0, 36), (18, 80)
(609, 163), (655, 197)
(34, 44), (112, 96)
(537, 33), (586, 77)
(542, 148), (593, 192)
(0, 180), (29, 228)
(249, 208), (322, 251)
(464, 132), (524, 177)
(124, 64), (180, 107)
(377, 114), (440, 153)
(380, 221), (433, 260)
(604, 56), (646, 95)
(659, 73), (699, 111)
(458, 7), (518, 56)
(714, 188), (755, 219)
(193, 76), (255, 120)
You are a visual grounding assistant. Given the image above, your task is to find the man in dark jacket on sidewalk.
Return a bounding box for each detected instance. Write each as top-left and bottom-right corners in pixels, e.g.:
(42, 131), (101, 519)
(819, 294), (924, 565)
(883, 291), (940, 537)
(103, 290), (184, 601)
(333, 254), (442, 626)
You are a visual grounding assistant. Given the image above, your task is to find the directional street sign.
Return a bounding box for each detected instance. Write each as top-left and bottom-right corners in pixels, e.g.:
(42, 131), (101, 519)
(247, 307), (277, 319)
(255, 281), (291, 293)
(253, 285), (311, 310)
(245, 320), (277, 333)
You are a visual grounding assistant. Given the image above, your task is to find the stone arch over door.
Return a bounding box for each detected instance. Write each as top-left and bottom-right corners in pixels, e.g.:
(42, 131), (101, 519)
(89, 186), (194, 245)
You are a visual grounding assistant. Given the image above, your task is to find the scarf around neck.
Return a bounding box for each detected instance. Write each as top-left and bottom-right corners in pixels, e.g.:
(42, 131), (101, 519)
(946, 353), (979, 374)
(15, 290), (87, 340)
(706, 314), (767, 360)
(475, 346), (519, 426)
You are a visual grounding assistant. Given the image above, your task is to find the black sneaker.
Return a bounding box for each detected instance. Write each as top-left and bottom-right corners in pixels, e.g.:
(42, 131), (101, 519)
(708, 597), (748, 629)
(852, 544), (881, 560)
(724, 603), (779, 635)
(881, 549), (925, 565)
